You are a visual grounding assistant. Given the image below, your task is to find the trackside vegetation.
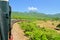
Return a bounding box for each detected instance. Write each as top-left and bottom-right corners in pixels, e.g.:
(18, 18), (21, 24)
(12, 12), (60, 40)
(18, 21), (60, 40)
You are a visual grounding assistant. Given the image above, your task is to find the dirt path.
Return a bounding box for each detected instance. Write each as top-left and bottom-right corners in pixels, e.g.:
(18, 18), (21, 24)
(12, 23), (28, 40)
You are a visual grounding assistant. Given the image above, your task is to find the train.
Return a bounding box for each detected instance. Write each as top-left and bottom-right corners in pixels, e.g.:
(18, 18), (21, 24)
(0, 0), (12, 40)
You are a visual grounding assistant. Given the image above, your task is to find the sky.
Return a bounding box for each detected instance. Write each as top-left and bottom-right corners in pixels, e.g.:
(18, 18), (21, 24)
(9, 0), (60, 14)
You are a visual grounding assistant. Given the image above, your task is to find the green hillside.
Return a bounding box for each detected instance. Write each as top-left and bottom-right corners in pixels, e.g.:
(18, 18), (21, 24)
(51, 13), (60, 18)
(11, 12), (60, 21)
(11, 12), (60, 40)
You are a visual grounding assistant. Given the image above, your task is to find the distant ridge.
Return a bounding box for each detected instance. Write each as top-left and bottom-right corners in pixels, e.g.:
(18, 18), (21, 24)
(11, 12), (60, 20)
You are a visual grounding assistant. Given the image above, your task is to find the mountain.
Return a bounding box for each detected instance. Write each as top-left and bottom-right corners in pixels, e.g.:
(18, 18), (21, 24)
(52, 13), (60, 18)
(11, 12), (60, 20)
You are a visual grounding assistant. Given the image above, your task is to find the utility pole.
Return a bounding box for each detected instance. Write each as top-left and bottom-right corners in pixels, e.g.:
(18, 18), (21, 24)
(0, 0), (9, 40)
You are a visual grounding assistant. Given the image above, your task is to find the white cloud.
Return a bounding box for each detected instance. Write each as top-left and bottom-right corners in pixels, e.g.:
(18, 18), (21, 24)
(28, 7), (38, 11)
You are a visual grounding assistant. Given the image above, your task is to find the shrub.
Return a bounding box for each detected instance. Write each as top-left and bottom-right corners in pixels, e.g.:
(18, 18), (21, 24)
(18, 21), (60, 40)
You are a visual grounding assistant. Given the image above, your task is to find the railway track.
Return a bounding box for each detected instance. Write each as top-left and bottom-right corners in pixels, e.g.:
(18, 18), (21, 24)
(11, 19), (28, 40)
(11, 19), (21, 25)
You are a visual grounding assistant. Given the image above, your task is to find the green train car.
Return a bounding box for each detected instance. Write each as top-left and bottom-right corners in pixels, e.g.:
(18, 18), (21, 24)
(0, 0), (11, 40)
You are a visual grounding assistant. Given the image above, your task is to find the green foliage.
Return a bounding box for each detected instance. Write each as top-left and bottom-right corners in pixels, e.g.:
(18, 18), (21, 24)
(18, 21), (60, 40)
(41, 34), (48, 40)
(11, 12), (60, 21)
(52, 17), (60, 21)
(13, 12), (60, 40)
(11, 12), (51, 20)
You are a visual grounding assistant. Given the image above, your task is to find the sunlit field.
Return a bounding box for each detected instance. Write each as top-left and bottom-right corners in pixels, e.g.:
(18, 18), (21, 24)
(12, 12), (60, 40)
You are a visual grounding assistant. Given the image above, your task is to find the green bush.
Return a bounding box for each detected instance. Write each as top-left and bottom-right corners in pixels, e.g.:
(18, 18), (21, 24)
(18, 21), (60, 40)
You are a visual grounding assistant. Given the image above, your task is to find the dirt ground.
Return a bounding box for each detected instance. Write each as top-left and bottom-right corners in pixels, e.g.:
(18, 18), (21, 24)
(12, 23), (28, 40)
(36, 20), (60, 29)
(36, 20), (60, 33)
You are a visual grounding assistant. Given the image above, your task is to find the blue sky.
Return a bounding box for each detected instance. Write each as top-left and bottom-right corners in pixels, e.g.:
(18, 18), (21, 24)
(9, 0), (60, 14)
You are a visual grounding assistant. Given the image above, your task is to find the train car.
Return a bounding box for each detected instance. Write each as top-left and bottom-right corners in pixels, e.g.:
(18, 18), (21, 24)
(0, 0), (12, 40)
